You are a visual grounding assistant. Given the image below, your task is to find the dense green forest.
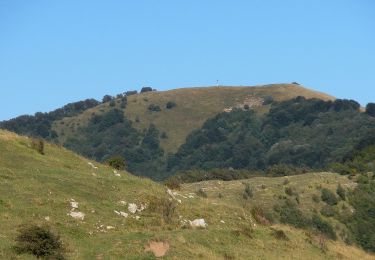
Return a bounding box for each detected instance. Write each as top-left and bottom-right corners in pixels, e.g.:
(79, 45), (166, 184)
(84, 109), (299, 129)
(64, 108), (165, 179)
(0, 99), (100, 139)
(167, 97), (375, 175)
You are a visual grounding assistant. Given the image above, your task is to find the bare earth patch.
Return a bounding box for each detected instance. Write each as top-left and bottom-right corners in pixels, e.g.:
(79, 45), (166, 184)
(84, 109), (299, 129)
(145, 241), (170, 257)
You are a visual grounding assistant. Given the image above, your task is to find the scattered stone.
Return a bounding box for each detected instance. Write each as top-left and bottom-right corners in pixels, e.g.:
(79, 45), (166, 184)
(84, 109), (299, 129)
(119, 200), (127, 205)
(128, 203), (138, 214)
(120, 211), (128, 218)
(220, 220), (225, 224)
(68, 211), (85, 220)
(114, 173), (121, 177)
(135, 216), (140, 220)
(70, 200), (79, 209)
(88, 162), (98, 169)
(44, 216), (50, 221)
(189, 218), (207, 228)
(106, 226), (115, 230)
(114, 210), (128, 218)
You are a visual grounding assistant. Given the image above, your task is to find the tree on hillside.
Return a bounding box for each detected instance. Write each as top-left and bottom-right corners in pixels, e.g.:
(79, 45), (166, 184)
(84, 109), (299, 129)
(366, 103), (375, 117)
(107, 156), (126, 170)
(102, 95), (114, 103)
(140, 87), (153, 93)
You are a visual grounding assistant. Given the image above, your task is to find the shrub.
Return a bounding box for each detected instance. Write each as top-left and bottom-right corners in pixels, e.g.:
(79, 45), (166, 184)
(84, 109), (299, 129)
(283, 179), (290, 185)
(102, 95), (113, 103)
(366, 103), (375, 117)
(125, 90), (137, 96)
(321, 188), (338, 206)
(166, 101), (177, 109)
(243, 104), (250, 110)
(14, 225), (65, 259)
(106, 156), (125, 170)
(164, 177), (181, 190)
(140, 87), (153, 93)
(162, 199), (177, 224)
(31, 138), (44, 155)
(312, 214), (337, 240)
(243, 184), (253, 199)
(263, 96), (274, 105)
(251, 206), (271, 225)
(196, 188), (207, 198)
(336, 184), (346, 200)
(272, 229), (289, 240)
(312, 194), (320, 203)
(233, 225), (254, 238)
(148, 104), (161, 112)
(284, 187), (295, 196)
(320, 205), (335, 217)
(109, 100), (116, 107)
(160, 132), (168, 139)
(276, 199), (307, 228)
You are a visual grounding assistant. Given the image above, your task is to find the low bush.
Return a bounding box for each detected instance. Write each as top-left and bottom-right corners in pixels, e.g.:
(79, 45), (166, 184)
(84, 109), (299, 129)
(196, 188), (207, 198)
(284, 187), (295, 196)
(336, 184), (346, 200)
(312, 194), (320, 203)
(243, 184), (253, 199)
(275, 199), (308, 228)
(164, 177), (181, 190)
(148, 104), (161, 112)
(320, 205), (335, 217)
(31, 138), (45, 155)
(312, 214), (337, 240)
(166, 101), (177, 109)
(106, 156), (126, 170)
(251, 206), (271, 225)
(321, 188), (338, 206)
(14, 225), (65, 259)
(272, 229), (289, 240)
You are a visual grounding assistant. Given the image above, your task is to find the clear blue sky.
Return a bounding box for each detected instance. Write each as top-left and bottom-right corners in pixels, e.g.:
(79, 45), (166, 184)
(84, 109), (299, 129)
(1, 0), (374, 120)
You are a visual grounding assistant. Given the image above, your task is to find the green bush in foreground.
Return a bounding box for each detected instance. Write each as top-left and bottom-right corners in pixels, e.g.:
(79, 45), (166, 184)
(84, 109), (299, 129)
(14, 225), (65, 259)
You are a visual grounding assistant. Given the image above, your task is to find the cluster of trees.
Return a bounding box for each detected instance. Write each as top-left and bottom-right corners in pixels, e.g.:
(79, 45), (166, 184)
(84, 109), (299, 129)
(64, 108), (165, 178)
(0, 99), (100, 139)
(167, 97), (375, 174)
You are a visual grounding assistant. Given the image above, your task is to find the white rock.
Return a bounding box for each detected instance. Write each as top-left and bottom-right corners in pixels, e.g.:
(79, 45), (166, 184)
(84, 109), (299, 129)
(220, 220), (225, 224)
(115, 173), (121, 177)
(189, 218), (207, 228)
(44, 216), (50, 221)
(119, 200), (127, 205)
(128, 203), (138, 214)
(137, 203), (147, 212)
(106, 226), (115, 230)
(70, 201), (79, 209)
(114, 210), (120, 215)
(120, 211), (128, 218)
(68, 211), (85, 220)
(113, 170), (118, 174)
(135, 216), (140, 220)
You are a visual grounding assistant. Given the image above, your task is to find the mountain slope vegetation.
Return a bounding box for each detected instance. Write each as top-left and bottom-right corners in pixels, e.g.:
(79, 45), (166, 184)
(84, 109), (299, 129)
(52, 84), (334, 154)
(0, 129), (374, 259)
(168, 97), (374, 173)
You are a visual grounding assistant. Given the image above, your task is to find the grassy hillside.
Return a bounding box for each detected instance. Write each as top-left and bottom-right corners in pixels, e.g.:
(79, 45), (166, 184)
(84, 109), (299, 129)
(53, 84), (334, 154)
(1, 130), (374, 259)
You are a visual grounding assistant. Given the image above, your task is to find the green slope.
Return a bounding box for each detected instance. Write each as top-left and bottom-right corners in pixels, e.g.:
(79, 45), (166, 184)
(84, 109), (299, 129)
(1, 130), (374, 259)
(53, 84), (335, 154)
